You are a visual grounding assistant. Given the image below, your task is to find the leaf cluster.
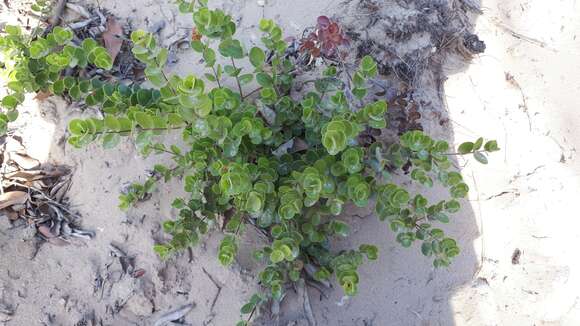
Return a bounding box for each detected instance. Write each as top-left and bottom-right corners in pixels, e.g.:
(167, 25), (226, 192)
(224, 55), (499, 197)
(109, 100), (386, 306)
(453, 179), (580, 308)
(299, 16), (349, 58)
(0, 25), (113, 133)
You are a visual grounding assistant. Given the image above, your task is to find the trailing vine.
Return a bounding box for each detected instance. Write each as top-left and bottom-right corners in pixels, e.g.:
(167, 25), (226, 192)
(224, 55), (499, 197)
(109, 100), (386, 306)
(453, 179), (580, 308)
(0, 0), (499, 324)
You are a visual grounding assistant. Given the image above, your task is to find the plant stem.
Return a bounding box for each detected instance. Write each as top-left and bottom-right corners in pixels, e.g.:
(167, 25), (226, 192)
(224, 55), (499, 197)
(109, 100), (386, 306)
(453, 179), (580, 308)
(235, 214), (244, 235)
(443, 150), (486, 156)
(242, 87), (262, 100)
(94, 125), (186, 135)
(230, 58), (244, 98)
(211, 65), (222, 88)
(153, 56), (179, 97)
(150, 143), (185, 160)
(247, 305), (257, 323)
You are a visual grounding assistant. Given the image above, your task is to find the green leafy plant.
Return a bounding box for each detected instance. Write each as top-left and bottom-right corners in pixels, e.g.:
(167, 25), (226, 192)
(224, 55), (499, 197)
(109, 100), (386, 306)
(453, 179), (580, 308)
(0, 24), (112, 133)
(0, 2), (499, 323)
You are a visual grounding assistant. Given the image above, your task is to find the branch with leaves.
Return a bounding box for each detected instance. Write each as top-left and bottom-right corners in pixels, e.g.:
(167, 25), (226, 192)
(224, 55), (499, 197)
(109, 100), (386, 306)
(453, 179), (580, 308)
(0, 1), (499, 323)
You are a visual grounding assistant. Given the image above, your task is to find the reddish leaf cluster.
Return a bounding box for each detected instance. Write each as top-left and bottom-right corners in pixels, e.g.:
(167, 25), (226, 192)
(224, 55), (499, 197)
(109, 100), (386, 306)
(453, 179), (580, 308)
(300, 16), (349, 59)
(191, 27), (202, 41)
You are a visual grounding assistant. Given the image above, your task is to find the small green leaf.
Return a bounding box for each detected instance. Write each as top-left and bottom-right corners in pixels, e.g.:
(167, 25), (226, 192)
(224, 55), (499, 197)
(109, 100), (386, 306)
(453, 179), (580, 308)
(450, 183), (469, 198)
(69, 119), (87, 135)
(484, 140), (499, 152)
(259, 19), (273, 32)
(191, 40), (205, 52)
(52, 26), (73, 45)
(360, 55), (377, 77)
(153, 244), (170, 259)
(434, 212), (449, 223)
(240, 302), (255, 314)
(102, 133), (121, 149)
(92, 48), (113, 70)
(29, 39), (50, 59)
(4, 25), (21, 36)
(322, 129), (347, 156)
(6, 110), (18, 122)
(136, 89), (153, 106)
(331, 220), (350, 237)
(63, 76), (76, 89)
(1, 95), (19, 110)
(444, 200), (461, 213)
(156, 48), (169, 67)
(473, 151), (488, 164)
(82, 38), (98, 53)
(239, 74), (253, 85)
(421, 242), (433, 256)
(270, 249), (285, 263)
(69, 85), (82, 100)
(203, 48), (216, 66)
(145, 66), (167, 87)
(473, 137), (483, 150)
(458, 142), (474, 154)
(256, 73), (273, 87)
(104, 115), (121, 131)
(249, 47), (266, 68)
(218, 39), (244, 59)
(359, 244), (378, 260)
(245, 191), (263, 213)
(194, 95), (212, 117)
(134, 112), (154, 129)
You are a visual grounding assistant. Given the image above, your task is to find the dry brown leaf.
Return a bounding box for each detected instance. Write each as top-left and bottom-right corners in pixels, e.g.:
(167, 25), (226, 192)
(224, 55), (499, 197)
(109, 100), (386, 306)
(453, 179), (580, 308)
(34, 90), (52, 101)
(50, 178), (71, 203)
(4, 170), (45, 182)
(102, 16), (124, 64)
(292, 137), (309, 153)
(37, 224), (56, 238)
(32, 180), (48, 189)
(0, 191), (28, 210)
(10, 153), (40, 170)
(191, 27), (202, 41)
(50, 237), (70, 247)
(132, 268), (146, 278)
(6, 210), (19, 221)
(65, 3), (91, 19)
(38, 224), (69, 246)
(4, 137), (25, 153)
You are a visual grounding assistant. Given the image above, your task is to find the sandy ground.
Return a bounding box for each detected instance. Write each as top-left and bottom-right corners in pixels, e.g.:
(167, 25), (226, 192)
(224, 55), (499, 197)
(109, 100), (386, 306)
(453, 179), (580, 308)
(1, 0), (580, 325)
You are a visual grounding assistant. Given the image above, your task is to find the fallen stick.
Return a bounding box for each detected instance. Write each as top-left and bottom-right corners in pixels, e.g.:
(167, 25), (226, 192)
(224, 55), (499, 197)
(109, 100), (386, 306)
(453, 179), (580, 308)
(48, 0), (67, 26)
(299, 280), (316, 326)
(201, 268), (222, 312)
(152, 303), (195, 326)
(69, 17), (97, 30)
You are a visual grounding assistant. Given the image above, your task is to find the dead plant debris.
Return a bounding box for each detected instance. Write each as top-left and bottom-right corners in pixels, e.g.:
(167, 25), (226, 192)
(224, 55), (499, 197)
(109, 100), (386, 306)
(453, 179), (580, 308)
(0, 135), (93, 248)
(102, 16), (124, 64)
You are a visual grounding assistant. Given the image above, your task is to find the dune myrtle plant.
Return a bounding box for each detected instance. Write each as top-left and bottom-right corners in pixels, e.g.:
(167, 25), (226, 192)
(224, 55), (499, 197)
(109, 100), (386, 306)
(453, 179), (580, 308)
(0, 1), (499, 323)
(0, 25), (112, 133)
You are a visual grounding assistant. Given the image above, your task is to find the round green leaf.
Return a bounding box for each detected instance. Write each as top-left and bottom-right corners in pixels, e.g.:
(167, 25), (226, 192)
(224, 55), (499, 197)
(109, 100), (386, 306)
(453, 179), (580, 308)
(249, 47), (266, 68)
(484, 140), (499, 152)
(1, 95), (19, 110)
(270, 249), (285, 263)
(134, 112), (154, 129)
(457, 142), (474, 154)
(246, 191), (263, 213)
(473, 151), (488, 164)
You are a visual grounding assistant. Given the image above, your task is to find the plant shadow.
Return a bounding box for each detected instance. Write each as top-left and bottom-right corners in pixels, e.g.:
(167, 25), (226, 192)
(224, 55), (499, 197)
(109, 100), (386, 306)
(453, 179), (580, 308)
(297, 1), (485, 325)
